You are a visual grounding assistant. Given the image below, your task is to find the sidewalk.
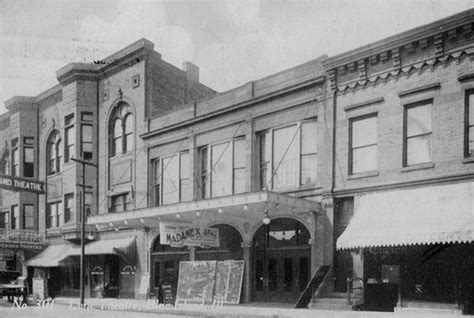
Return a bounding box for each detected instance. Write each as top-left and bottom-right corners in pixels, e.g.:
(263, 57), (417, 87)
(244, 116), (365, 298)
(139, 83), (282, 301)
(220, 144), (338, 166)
(49, 297), (471, 318)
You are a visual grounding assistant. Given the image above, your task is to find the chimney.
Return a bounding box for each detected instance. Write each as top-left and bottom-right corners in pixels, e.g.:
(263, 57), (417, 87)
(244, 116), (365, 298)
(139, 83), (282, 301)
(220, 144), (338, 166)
(183, 61), (199, 82)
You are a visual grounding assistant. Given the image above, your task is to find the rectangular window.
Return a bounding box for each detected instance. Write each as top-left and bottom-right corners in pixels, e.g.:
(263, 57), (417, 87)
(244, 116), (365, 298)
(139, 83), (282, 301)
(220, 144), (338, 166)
(11, 205), (19, 230)
(64, 193), (74, 223)
(0, 211), (8, 229)
(349, 115), (377, 174)
(110, 193), (132, 213)
(23, 147), (34, 178)
(154, 151), (192, 205)
(201, 138), (246, 198)
(11, 138), (19, 177)
(404, 101), (432, 166)
(47, 202), (63, 229)
(259, 119), (317, 190)
(466, 89), (474, 157)
(64, 114), (75, 163)
(23, 137), (34, 145)
(85, 192), (93, 216)
(81, 124), (93, 160)
(23, 204), (34, 229)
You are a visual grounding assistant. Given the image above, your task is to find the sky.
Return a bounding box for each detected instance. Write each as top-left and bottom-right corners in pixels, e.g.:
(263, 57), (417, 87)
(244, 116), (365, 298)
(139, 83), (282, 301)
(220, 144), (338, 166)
(1, 0), (473, 115)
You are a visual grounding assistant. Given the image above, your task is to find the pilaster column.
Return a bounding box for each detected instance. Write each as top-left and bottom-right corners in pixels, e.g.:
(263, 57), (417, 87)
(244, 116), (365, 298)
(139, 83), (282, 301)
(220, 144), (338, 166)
(189, 246), (196, 261)
(241, 241), (252, 303)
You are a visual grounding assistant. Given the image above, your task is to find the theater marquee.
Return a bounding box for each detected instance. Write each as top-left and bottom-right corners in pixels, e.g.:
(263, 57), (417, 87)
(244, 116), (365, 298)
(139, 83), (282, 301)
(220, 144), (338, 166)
(0, 175), (44, 194)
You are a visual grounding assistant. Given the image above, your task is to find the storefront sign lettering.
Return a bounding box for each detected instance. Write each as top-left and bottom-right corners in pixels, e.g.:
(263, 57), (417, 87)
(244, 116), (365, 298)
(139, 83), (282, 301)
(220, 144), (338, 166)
(0, 174), (44, 194)
(159, 222), (219, 247)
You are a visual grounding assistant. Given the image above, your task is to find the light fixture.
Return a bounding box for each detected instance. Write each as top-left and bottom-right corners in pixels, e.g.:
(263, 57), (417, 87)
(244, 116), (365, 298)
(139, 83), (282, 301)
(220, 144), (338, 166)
(123, 220), (129, 225)
(243, 204), (249, 211)
(176, 214), (181, 219)
(262, 210), (271, 225)
(87, 233), (94, 240)
(196, 211), (201, 217)
(95, 224), (101, 229)
(114, 227), (119, 232)
(109, 222), (114, 227)
(218, 208), (223, 214)
(140, 218), (145, 224)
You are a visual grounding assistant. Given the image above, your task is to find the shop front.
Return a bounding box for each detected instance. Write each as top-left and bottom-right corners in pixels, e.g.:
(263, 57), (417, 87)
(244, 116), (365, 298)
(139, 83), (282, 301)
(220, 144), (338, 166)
(87, 191), (323, 304)
(337, 182), (474, 314)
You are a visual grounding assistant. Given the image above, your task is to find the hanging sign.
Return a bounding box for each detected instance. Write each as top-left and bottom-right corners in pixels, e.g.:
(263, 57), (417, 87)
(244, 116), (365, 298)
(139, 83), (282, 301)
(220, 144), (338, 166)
(159, 222), (219, 247)
(0, 175), (44, 194)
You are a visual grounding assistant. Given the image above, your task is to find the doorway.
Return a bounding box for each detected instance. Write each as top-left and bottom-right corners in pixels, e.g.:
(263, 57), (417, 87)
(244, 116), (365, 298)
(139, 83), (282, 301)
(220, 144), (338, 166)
(252, 218), (311, 303)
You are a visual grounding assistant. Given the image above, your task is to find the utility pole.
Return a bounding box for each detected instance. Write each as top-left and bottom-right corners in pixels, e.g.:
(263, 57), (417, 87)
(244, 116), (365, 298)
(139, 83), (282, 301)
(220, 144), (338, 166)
(71, 157), (97, 306)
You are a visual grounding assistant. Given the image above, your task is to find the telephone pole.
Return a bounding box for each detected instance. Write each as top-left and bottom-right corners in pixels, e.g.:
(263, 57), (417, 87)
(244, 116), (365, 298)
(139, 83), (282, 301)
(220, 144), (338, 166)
(71, 157), (97, 306)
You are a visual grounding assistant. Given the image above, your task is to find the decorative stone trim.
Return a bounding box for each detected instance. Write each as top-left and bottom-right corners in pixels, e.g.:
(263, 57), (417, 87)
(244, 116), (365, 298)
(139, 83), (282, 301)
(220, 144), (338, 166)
(328, 69), (337, 90)
(380, 51), (389, 62)
(398, 82), (441, 97)
(419, 38), (429, 50)
(392, 48), (401, 68)
(405, 42), (415, 54)
(463, 23), (473, 35)
(369, 54), (378, 65)
(337, 65), (346, 75)
(343, 97), (384, 112)
(358, 59), (367, 79)
(434, 34), (444, 56)
(447, 29), (457, 41)
(347, 62), (357, 72)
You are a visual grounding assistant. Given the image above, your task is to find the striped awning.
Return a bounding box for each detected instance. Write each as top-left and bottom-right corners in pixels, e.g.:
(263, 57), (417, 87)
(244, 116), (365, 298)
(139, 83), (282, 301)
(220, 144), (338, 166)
(337, 182), (474, 250)
(26, 244), (77, 267)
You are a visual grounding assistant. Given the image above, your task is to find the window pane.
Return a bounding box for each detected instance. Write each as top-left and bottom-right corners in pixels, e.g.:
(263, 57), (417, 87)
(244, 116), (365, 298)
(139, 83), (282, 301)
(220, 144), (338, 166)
(469, 94), (474, 125)
(65, 194), (74, 223)
(82, 125), (92, 142)
(273, 125), (299, 188)
(114, 119), (122, 138)
(154, 160), (161, 184)
(24, 205), (34, 229)
(180, 179), (192, 202)
(301, 121), (317, 154)
(469, 128), (474, 157)
(353, 145), (377, 173)
(233, 167), (245, 194)
(201, 147), (210, 198)
(260, 132), (271, 190)
(301, 154), (317, 185)
(180, 153), (191, 201)
(211, 142), (232, 197)
(24, 148), (33, 162)
(58, 202), (63, 227)
(125, 115), (133, 134)
(407, 104), (431, 137)
(352, 117), (377, 148)
(180, 153), (189, 179)
(82, 112), (93, 122)
(407, 135), (431, 165)
(162, 156), (179, 204)
(114, 137), (122, 155)
(233, 139), (246, 168)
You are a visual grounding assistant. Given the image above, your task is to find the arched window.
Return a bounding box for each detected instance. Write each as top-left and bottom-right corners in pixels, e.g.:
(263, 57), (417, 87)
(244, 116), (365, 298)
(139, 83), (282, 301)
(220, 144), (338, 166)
(1, 152), (10, 175)
(47, 131), (62, 175)
(109, 103), (133, 157)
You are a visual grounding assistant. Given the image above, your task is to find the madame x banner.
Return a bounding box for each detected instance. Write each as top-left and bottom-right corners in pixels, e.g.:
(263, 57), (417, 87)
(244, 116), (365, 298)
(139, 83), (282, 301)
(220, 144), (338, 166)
(159, 222), (220, 247)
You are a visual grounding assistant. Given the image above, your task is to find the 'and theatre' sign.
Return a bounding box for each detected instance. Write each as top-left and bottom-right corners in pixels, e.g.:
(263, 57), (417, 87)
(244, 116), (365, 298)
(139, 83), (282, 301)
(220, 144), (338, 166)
(0, 175), (44, 194)
(160, 222), (219, 247)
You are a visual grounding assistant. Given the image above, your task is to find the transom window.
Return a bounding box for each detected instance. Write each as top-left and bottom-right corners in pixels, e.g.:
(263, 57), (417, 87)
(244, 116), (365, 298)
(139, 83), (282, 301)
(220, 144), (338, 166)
(404, 101), (432, 166)
(349, 114), (377, 174)
(259, 120), (317, 190)
(465, 89), (474, 158)
(201, 137), (246, 198)
(154, 151), (191, 205)
(109, 103), (133, 157)
(47, 131), (62, 175)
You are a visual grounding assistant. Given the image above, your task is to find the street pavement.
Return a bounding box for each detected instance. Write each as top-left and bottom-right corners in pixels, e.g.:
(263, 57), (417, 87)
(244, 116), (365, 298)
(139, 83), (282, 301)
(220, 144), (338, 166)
(1, 297), (473, 318)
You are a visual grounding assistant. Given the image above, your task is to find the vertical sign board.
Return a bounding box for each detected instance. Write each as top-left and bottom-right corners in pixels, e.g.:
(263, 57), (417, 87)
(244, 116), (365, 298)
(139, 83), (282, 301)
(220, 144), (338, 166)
(214, 260), (244, 304)
(32, 278), (46, 301)
(176, 260), (245, 305)
(176, 261), (217, 304)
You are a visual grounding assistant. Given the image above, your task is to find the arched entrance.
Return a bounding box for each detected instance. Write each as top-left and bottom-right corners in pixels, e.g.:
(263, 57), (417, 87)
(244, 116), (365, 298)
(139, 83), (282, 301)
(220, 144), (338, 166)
(150, 235), (189, 299)
(196, 224), (243, 261)
(252, 218), (311, 303)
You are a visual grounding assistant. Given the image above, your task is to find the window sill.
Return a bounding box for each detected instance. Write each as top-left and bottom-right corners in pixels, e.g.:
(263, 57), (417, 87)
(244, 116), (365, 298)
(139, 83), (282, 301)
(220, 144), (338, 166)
(348, 170), (379, 180)
(463, 157), (474, 164)
(401, 162), (435, 172)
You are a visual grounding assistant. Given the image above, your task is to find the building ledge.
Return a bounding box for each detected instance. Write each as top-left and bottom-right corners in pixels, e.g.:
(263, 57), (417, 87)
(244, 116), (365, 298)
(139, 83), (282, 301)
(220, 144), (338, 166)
(401, 162), (435, 173)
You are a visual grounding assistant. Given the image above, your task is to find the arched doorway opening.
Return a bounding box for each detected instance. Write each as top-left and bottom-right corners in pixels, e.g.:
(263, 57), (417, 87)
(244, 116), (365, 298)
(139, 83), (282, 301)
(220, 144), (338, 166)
(150, 235), (189, 299)
(252, 218), (311, 303)
(196, 224), (243, 261)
